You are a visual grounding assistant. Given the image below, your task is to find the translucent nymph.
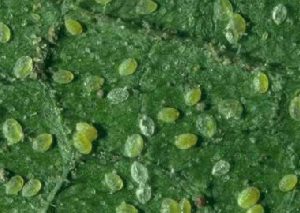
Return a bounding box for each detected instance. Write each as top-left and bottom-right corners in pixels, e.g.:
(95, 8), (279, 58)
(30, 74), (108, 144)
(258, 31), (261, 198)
(118, 58), (138, 76)
(160, 198), (180, 213)
(5, 175), (24, 195)
(84, 75), (105, 93)
(136, 0), (158, 15)
(139, 115), (155, 137)
(217, 99), (243, 119)
(278, 174), (298, 192)
(3, 118), (23, 145)
(237, 187), (260, 209)
(136, 184), (151, 204)
(52, 70), (74, 84)
(131, 161), (149, 184)
(196, 114), (217, 138)
(22, 179), (42, 197)
(64, 19), (83, 35)
(272, 4), (287, 25)
(32, 133), (53, 153)
(213, 0), (233, 21)
(184, 88), (201, 106)
(174, 134), (198, 150)
(105, 172), (124, 193)
(289, 96), (300, 121)
(107, 87), (129, 104)
(246, 204), (265, 213)
(157, 107), (180, 123)
(124, 134), (144, 158)
(73, 132), (92, 154)
(211, 160), (230, 176)
(179, 198), (192, 213)
(253, 72), (269, 94)
(14, 56), (33, 79)
(76, 122), (98, 142)
(225, 13), (246, 44)
(116, 202), (138, 213)
(0, 22), (11, 43)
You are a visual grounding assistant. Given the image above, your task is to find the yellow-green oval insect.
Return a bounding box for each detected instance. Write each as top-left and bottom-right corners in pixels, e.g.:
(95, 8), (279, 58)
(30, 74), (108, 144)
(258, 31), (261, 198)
(278, 174), (298, 192)
(289, 96), (300, 121)
(179, 198), (191, 213)
(32, 133), (53, 153)
(136, 0), (158, 15)
(105, 172), (124, 193)
(174, 134), (198, 150)
(5, 175), (24, 195)
(118, 58), (138, 76)
(73, 132), (92, 154)
(161, 198), (180, 213)
(0, 22), (11, 43)
(52, 70), (74, 84)
(246, 204), (264, 213)
(3, 118), (23, 145)
(136, 184), (151, 204)
(76, 122), (98, 142)
(225, 13), (246, 44)
(116, 202), (138, 213)
(237, 187), (260, 209)
(22, 179), (42, 197)
(253, 72), (269, 94)
(158, 107), (180, 123)
(13, 56), (33, 79)
(64, 19), (83, 35)
(124, 134), (144, 158)
(184, 88), (201, 106)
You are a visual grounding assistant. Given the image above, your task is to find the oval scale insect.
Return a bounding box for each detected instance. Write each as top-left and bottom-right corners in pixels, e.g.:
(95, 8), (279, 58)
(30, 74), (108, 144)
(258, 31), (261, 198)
(3, 118), (24, 145)
(64, 19), (83, 35)
(213, 0), (233, 21)
(76, 122), (98, 142)
(73, 132), (92, 154)
(22, 179), (42, 197)
(174, 134), (198, 150)
(272, 4), (287, 25)
(13, 56), (33, 79)
(32, 133), (53, 153)
(136, 184), (151, 204)
(179, 198), (192, 213)
(52, 70), (74, 84)
(157, 107), (180, 123)
(0, 22), (11, 43)
(278, 174), (298, 192)
(161, 198), (180, 213)
(136, 0), (158, 15)
(84, 75), (105, 93)
(105, 172), (124, 193)
(131, 161), (149, 185)
(289, 96), (300, 121)
(253, 72), (269, 94)
(246, 204), (265, 213)
(124, 134), (144, 158)
(5, 175), (24, 195)
(237, 187), (260, 209)
(217, 99), (243, 119)
(196, 114), (217, 138)
(184, 88), (201, 106)
(225, 13), (246, 44)
(118, 58), (138, 76)
(116, 202), (138, 213)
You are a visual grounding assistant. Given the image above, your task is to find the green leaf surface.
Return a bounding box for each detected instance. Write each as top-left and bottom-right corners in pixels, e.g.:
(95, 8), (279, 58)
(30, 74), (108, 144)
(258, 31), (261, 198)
(1, 0), (300, 212)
